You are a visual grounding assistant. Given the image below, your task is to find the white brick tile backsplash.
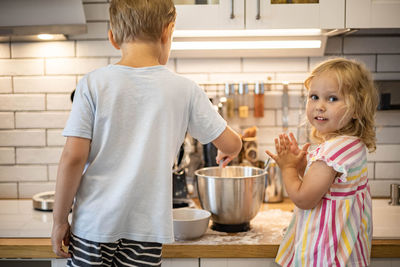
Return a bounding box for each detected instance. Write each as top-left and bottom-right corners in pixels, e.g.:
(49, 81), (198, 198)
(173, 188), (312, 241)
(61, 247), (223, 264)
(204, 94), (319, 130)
(0, 35), (399, 198)
(208, 73), (274, 83)
(16, 112), (70, 129)
(367, 145), (400, 161)
(344, 37), (400, 54)
(373, 72), (400, 81)
(376, 110), (400, 126)
(276, 109), (304, 127)
(14, 76), (76, 93)
(47, 130), (66, 146)
(47, 94), (72, 110)
(243, 58), (308, 72)
(68, 22), (108, 40)
(83, 3), (109, 21)
(257, 126), (297, 145)
(368, 162), (374, 179)
(0, 148), (15, 164)
(310, 55), (376, 72)
(0, 165), (47, 182)
(46, 58), (108, 75)
(18, 182), (56, 198)
(0, 112), (14, 128)
(0, 43), (10, 58)
(0, 95), (45, 111)
(77, 40), (120, 57)
(376, 127), (400, 144)
(177, 58), (241, 73)
(377, 55), (400, 72)
(375, 163), (400, 179)
(0, 183), (18, 198)
(324, 37), (342, 54)
(16, 147), (63, 164)
(11, 42), (74, 58)
(275, 72), (308, 83)
(369, 180), (399, 197)
(0, 77), (12, 93)
(0, 130), (45, 146)
(226, 110), (276, 127)
(0, 59), (44, 75)
(48, 165), (58, 181)
(180, 73), (209, 83)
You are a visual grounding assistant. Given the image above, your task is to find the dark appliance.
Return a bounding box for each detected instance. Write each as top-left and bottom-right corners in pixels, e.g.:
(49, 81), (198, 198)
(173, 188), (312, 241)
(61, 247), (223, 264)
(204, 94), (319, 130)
(173, 142), (191, 208)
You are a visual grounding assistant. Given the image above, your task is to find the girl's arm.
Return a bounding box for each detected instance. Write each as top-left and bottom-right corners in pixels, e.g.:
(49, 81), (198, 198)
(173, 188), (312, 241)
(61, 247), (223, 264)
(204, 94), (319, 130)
(266, 134), (336, 210)
(282, 160), (336, 209)
(287, 132), (310, 178)
(51, 137), (90, 257)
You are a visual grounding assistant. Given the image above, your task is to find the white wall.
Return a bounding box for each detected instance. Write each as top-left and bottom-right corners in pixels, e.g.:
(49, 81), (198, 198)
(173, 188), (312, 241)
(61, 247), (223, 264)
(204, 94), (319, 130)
(0, 1), (399, 198)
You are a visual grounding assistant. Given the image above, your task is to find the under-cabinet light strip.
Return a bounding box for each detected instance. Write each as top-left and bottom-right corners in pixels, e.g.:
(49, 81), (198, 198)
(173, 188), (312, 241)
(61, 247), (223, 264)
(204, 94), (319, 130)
(171, 40), (321, 50)
(173, 29), (322, 37)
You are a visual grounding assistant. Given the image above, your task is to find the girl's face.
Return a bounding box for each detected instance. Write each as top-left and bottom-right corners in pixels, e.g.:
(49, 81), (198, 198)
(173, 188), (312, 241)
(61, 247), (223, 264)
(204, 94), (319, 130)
(306, 71), (353, 139)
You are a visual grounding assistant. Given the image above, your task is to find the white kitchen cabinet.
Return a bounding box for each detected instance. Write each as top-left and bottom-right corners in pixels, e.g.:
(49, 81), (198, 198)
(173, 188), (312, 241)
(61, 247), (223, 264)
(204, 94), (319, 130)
(346, 0), (400, 28)
(175, 0), (244, 30)
(175, 0), (345, 30)
(245, 0), (345, 29)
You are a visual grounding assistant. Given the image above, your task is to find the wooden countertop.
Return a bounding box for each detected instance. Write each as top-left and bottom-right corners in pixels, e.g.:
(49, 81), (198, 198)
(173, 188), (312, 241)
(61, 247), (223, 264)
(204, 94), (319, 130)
(1, 199), (400, 259)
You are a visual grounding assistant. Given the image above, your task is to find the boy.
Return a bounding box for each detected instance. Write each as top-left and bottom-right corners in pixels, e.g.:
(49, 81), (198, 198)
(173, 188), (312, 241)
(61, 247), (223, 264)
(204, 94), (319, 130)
(51, 0), (242, 266)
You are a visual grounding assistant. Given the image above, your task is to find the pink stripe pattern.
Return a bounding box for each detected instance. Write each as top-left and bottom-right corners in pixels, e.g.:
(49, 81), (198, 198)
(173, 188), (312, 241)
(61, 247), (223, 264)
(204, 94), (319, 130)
(275, 136), (372, 267)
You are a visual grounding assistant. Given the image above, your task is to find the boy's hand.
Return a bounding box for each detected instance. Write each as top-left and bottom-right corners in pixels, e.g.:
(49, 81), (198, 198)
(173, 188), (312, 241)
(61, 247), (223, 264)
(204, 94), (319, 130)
(266, 134), (306, 170)
(51, 222), (71, 258)
(216, 150), (235, 168)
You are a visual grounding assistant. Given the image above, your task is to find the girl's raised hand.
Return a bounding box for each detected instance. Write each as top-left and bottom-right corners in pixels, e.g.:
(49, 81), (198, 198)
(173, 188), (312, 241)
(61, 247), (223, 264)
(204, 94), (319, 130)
(266, 133), (305, 170)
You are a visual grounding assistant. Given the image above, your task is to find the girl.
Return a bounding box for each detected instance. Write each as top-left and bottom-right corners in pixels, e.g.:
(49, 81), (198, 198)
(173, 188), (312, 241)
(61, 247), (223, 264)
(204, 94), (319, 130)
(266, 58), (378, 267)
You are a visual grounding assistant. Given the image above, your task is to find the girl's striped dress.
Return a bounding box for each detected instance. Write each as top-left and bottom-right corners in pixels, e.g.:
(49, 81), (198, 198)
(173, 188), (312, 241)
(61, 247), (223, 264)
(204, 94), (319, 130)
(275, 135), (373, 267)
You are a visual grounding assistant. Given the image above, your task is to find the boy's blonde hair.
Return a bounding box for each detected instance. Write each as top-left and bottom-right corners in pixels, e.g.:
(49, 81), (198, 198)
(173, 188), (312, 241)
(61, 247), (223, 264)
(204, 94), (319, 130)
(304, 58), (378, 152)
(109, 0), (176, 45)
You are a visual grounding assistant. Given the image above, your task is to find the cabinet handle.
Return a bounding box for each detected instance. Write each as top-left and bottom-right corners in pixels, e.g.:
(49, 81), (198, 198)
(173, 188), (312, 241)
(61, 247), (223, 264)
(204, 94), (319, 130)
(256, 0), (261, 20)
(230, 0), (235, 19)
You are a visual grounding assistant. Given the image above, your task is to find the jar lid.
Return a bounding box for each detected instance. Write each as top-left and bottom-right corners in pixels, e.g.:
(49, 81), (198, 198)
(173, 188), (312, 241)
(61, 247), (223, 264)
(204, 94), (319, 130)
(224, 83), (235, 95)
(254, 81), (265, 94)
(238, 82), (248, 95)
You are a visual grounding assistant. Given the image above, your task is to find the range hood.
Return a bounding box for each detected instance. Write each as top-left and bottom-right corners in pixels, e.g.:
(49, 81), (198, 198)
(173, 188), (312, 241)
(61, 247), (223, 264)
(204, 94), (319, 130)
(0, 0), (87, 41)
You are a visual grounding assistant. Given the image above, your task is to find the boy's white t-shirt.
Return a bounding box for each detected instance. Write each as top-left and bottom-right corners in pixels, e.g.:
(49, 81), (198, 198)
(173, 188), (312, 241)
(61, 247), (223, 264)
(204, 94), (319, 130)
(63, 64), (226, 243)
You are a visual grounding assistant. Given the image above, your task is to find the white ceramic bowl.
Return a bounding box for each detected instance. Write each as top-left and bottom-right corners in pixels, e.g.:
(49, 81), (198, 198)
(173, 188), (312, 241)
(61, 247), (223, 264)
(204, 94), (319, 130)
(173, 208), (211, 240)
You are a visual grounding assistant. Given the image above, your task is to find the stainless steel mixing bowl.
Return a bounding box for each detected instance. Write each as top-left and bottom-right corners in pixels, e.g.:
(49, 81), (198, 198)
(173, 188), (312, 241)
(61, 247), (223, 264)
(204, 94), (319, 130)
(195, 166), (266, 231)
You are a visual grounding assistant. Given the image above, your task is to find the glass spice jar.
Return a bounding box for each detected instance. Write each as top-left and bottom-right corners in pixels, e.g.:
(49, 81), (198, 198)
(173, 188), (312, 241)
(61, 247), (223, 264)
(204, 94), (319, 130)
(225, 83), (235, 118)
(254, 81), (264, 118)
(238, 82), (249, 118)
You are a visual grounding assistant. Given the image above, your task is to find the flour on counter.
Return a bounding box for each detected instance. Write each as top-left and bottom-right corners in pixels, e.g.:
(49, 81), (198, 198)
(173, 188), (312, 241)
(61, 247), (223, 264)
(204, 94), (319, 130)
(173, 209), (293, 245)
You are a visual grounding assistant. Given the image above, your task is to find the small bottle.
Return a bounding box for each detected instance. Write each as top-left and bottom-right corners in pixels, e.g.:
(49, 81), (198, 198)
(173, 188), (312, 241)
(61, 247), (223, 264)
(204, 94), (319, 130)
(254, 81), (264, 118)
(238, 82), (249, 118)
(225, 83), (235, 118)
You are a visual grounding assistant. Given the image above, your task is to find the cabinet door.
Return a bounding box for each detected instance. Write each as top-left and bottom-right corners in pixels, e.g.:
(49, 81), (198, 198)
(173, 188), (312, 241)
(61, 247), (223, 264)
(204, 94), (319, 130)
(246, 0), (345, 29)
(346, 0), (400, 28)
(174, 0), (244, 30)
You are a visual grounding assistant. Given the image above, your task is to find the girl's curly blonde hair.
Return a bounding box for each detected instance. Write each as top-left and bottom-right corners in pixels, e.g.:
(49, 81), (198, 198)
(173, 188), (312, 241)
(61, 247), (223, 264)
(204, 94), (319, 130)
(304, 58), (378, 152)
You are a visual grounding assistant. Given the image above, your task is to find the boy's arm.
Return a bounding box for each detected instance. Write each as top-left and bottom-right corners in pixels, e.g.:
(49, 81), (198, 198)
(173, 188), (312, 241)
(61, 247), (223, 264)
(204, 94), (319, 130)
(212, 126), (242, 167)
(51, 137), (90, 257)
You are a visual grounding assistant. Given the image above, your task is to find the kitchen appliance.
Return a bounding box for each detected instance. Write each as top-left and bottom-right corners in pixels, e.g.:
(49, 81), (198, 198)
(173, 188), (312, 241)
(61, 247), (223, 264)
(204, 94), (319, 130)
(0, 0), (86, 40)
(32, 191), (55, 211)
(173, 137), (193, 208)
(195, 166), (266, 232)
(377, 80), (400, 110)
(264, 161), (284, 203)
(389, 184), (400, 206)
